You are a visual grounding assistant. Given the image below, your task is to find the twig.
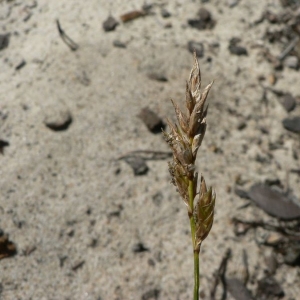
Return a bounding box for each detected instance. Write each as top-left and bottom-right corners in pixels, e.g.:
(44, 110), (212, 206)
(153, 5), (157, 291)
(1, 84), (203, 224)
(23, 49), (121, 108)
(278, 36), (300, 61)
(56, 19), (79, 51)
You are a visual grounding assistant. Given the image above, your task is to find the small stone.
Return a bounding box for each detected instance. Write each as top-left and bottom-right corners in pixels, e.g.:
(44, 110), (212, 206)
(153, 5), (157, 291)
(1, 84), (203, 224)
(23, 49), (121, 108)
(147, 72), (168, 82)
(229, 38), (248, 56)
(133, 242), (149, 253)
(257, 276), (284, 298)
(161, 8), (171, 18)
(187, 41), (204, 58)
(44, 104), (72, 131)
(187, 8), (215, 30)
(124, 156), (149, 176)
(103, 16), (119, 32)
(113, 40), (126, 48)
(229, 44), (248, 56)
(142, 288), (160, 300)
(0, 233), (17, 259)
(264, 252), (278, 275)
(268, 73), (276, 85)
(281, 93), (296, 112)
(248, 183), (300, 220)
(0, 140), (9, 155)
(0, 34), (10, 51)
(284, 56), (299, 69)
(265, 232), (284, 246)
(138, 107), (165, 133)
(282, 116), (300, 133)
(283, 244), (300, 266)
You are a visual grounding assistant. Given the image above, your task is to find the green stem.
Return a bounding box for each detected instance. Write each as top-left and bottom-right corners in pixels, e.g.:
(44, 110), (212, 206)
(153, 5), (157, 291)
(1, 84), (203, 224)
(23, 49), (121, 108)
(193, 250), (200, 300)
(188, 179), (200, 300)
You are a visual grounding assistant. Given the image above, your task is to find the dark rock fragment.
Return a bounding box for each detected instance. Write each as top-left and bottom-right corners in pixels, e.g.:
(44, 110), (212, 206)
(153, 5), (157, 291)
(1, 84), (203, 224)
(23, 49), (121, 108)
(248, 183), (300, 220)
(282, 243), (300, 266)
(133, 242), (149, 253)
(229, 38), (248, 56)
(282, 116), (300, 133)
(0, 140), (9, 154)
(0, 33), (10, 51)
(138, 107), (165, 133)
(103, 16), (119, 32)
(15, 60), (26, 70)
(0, 232), (17, 259)
(124, 156), (149, 176)
(147, 72), (168, 82)
(257, 276), (284, 299)
(141, 288), (160, 300)
(161, 8), (171, 18)
(227, 278), (253, 300)
(187, 8), (215, 30)
(44, 103), (72, 131)
(113, 40), (126, 48)
(187, 41), (204, 58)
(280, 93), (296, 112)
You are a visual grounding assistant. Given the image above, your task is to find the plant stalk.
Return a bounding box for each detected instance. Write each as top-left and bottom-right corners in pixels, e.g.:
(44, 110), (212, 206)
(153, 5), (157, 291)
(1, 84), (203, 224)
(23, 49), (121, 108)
(188, 179), (200, 300)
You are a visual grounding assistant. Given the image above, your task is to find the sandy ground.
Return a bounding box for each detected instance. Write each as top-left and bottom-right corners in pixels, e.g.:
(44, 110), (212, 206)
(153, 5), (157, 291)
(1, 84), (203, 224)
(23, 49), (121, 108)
(1, 0), (300, 299)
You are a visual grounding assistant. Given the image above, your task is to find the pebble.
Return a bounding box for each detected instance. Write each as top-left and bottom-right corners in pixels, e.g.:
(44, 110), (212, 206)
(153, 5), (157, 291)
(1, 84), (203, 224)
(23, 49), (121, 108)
(0, 139), (9, 154)
(0, 33), (10, 51)
(256, 276), (284, 298)
(283, 244), (300, 266)
(44, 104), (72, 131)
(147, 72), (168, 82)
(280, 93), (296, 112)
(0, 233), (17, 259)
(138, 107), (165, 133)
(228, 38), (248, 56)
(284, 55), (299, 69)
(187, 41), (204, 58)
(161, 8), (171, 18)
(113, 40), (126, 48)
(248, 183), (300, 220)
(282, 116), (300, 133)
(102, 16), (119, 32)
(124, 156), (149, 176)
(187, 8), (215, 30)
(141, 288), (160, 300)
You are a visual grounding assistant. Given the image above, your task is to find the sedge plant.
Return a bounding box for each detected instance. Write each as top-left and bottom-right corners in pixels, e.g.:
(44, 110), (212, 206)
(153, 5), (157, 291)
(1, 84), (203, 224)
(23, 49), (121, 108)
(163, 52), (216, 300)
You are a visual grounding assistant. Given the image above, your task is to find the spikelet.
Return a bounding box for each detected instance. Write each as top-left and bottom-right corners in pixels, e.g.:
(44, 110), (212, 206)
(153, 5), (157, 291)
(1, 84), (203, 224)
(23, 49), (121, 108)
(164, 52), (215, 250)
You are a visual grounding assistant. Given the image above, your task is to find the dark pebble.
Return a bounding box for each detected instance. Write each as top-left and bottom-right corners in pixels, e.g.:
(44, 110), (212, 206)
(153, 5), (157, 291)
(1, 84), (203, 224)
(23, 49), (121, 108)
(281, 93), (296, 112)
(113, 40), (126, 48)
(15, 60), (26, 71)
(282, 116), (300, 133)
(248, 183), (300, 220)
(187, 8), (215, 30)
(133, 242), (149, 253)
(138, 107), (165, 133)
(45, 110), (72, 131)
(0, 33), (10, 51)
(142, 288), (160, 300)
(282, 242), (300, 266)
(0, 140), (9, 154)
(124, 156), (149, 176)
(256, 276), (284, 298)
(0, 233), (17, 259)
(103, 16), (119, 32)
(226, 278), (253, 300)
(187, 41), (204, 58)
(161, 8), (171, 18)
(229, 44), (248, 56)
(147, 72), (168, 82)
